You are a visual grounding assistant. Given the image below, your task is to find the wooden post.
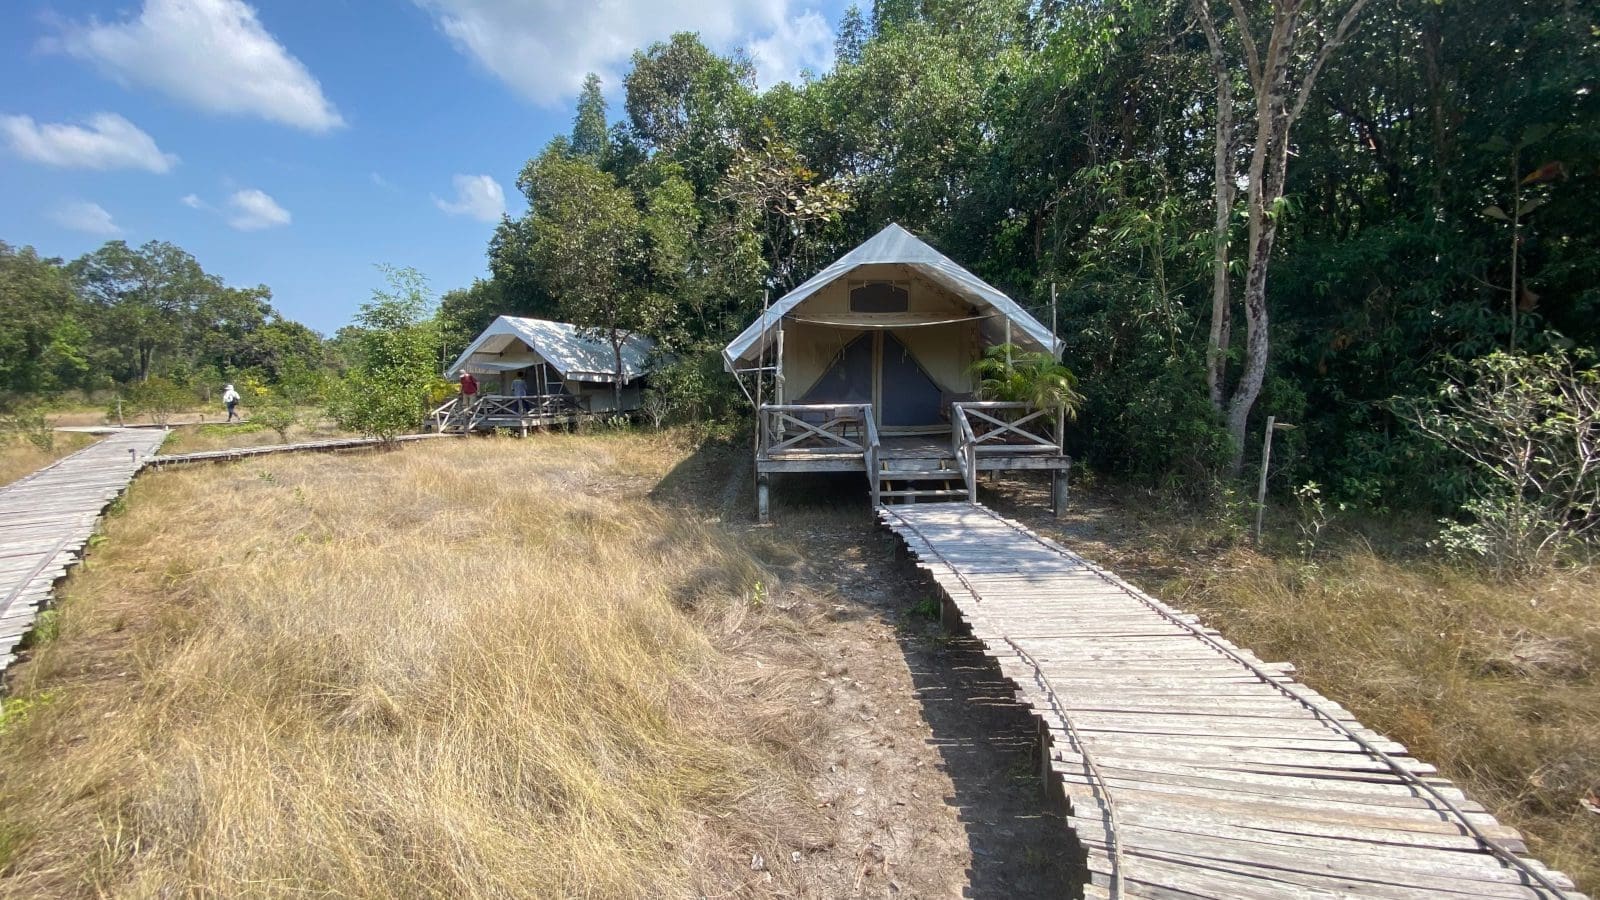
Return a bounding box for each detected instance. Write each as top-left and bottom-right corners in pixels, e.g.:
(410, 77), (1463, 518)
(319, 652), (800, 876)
(757, 473), (770, 524)
(775, 320), (785, 405)
(1050, 282), (1060, 361)
(115, 397), (124, 427)
(966, 446), (977, 503)
(1255, 415), (1276, 545)
(1052, 467), (1069, 519)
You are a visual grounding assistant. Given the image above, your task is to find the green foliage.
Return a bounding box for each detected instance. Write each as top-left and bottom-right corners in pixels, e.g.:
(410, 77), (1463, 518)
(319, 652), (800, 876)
(438, 0), (1598, 524)
(648, 352), (742, 425)
(1402, 350), (1600, 573)
(328, 267), (441, 441)
(571, 72), (610, 159)
(0, 404), (54, 452)
(2, 238), (326, 406)
(124, 376), (190, 425)
(249, 385), (300, 442)
(0, 692), (54, 736)
(971, 344), (1084, 419)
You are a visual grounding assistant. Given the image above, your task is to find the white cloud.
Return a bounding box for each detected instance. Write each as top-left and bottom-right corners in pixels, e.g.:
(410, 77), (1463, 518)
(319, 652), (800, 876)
(434, 173), (505, 222)
(226, 188), (291, 230)
(414, 0), (834, 105)
(54, 0), (343, 133)
(180, 192), (208, 209)
(370, 171), (396, 191)
(51, 200), (122, 235)
(2, 112), (178, 172)
(749, 10), (834, 87)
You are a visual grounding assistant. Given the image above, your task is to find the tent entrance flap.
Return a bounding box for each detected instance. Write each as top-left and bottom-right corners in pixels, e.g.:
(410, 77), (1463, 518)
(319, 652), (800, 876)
(795, 332), (946, 428)
(879, 332), (943, 427)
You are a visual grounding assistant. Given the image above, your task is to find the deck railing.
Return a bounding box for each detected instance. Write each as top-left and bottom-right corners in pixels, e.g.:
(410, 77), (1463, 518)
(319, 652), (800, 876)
(429, 397), (461, 432)
(758, 403), (876, 457)
(952, 401), (1067, 502)
(470, 393), (582, 424)
(952, 401), (1065, 450)
(757, 402), (882, 504)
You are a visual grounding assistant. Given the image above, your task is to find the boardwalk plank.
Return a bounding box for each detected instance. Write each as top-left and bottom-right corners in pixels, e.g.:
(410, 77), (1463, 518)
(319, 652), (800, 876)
(878, 501), (1587, 899)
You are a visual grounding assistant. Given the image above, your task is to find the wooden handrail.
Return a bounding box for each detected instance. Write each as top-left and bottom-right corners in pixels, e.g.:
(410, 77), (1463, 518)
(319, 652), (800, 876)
(758, 403), (874, 456)
(952, 401), (1059, 449)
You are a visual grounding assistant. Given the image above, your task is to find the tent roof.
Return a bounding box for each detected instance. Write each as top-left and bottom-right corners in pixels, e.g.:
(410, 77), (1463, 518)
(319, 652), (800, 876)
(446, 316), (657, 382)
(722, 223), (1060, 368)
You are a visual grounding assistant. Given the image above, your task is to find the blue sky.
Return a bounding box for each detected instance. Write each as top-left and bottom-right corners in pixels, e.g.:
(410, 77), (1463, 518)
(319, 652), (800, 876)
(1, 0), (843, 335)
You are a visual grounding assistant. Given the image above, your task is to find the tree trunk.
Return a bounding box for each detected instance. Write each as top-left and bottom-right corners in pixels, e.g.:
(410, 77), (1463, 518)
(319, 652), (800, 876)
(611, 335), (625, 419)
(1198, 0), (1235, 414)
(1223, 4), (1297, 474)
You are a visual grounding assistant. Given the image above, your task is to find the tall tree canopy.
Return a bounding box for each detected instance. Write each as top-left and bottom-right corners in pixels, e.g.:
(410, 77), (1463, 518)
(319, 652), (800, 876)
(1, 238), (324, 404)
(461, 0), (1597, 505)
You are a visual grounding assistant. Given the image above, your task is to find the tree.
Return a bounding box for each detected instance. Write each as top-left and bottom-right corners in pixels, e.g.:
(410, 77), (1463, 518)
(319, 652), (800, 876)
(70, 241), (217, 383)
(1194, 0), (1374, 473)
(571, 73), (609, 159)
(522, 151), (665, 415)
(0, 243), (89, 396)
(836, 5), (868, 65)
(328, 267), (442, 441)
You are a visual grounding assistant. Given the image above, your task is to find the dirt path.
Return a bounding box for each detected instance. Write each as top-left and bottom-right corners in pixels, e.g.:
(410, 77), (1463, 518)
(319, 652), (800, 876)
(660, 445), (1080, 898)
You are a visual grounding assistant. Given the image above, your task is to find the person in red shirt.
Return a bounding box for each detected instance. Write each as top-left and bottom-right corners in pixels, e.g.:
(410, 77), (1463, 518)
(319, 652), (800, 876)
(459, 371), (479, 410)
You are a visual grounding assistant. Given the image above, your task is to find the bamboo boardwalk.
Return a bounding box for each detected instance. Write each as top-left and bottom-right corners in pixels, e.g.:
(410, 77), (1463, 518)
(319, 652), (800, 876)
(0, 428), (167, 675)
(879, 502), (1586, 900)
(148, 431), (451, 467)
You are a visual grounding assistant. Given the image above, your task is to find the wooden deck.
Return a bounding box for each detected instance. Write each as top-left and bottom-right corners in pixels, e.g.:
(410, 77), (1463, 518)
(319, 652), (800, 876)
(879, 502), (1586, 900)
(0, 428), (167, 674)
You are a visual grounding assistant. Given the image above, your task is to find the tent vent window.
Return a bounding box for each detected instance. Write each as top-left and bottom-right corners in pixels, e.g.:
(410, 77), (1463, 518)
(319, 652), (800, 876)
(850, 281), (909, 313)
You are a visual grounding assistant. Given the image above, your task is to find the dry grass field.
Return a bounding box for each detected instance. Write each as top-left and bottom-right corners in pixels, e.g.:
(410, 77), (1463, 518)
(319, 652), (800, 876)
(0, 433), (99, 489)
(0, 433), (835, 898)
(5, 426), (1593, 896)
(992, 478), (1600, 893)
(154, 415), (359, 455)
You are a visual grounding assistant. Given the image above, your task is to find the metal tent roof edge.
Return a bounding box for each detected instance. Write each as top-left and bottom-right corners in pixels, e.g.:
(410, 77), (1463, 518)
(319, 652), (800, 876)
(447, 316), (658, 383)
(721, 223), (1061, 371)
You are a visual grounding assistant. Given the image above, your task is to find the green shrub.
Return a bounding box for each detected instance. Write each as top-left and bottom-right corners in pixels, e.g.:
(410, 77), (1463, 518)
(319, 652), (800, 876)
(1401, 350), (1600, 573)
(123, 376), (189, 425)
(1, 404), (53, 452)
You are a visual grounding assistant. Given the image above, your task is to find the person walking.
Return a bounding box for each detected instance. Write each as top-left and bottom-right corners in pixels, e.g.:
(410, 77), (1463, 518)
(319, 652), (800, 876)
(459, 371), (479, 410)
(222, 383), (241, 422)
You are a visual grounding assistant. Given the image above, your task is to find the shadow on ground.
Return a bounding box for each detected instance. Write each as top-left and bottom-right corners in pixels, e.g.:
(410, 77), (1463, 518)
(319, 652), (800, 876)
(654, 436), (1083, 898)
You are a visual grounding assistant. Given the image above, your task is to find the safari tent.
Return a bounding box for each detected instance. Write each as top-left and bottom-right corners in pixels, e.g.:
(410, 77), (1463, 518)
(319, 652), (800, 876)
(437, 316), (657, 433)
(724, 223), (1072, 521)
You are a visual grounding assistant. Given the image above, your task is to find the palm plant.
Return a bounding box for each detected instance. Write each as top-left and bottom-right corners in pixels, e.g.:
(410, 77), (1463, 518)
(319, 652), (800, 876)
(971, 344), (1084, 420)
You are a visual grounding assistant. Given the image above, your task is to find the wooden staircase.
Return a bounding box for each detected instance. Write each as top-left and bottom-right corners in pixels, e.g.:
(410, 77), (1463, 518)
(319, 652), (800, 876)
(874, 456), (969, 504)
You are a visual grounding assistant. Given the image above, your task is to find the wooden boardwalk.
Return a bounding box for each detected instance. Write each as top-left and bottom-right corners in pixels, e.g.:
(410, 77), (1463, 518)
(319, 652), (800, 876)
(0, 429), (167, 674)
(148, 432), (451, 467)
(879, 502), (1586, 900)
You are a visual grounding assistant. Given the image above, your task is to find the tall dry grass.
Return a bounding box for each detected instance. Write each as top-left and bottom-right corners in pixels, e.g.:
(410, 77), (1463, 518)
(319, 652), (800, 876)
(0, 433), (827, 898)
(0, 433), (98, 488)
(1164, 544), (1600, 891)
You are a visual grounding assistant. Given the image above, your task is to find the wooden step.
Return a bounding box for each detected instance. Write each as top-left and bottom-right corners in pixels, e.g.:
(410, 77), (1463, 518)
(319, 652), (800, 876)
(880, 470), (961, 481)
(879, 489), (968, 499)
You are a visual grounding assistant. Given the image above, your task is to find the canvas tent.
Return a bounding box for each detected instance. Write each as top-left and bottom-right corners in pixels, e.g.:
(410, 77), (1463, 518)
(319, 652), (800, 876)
(447, 316), (657, 413)
(723, 223), (1060, 430)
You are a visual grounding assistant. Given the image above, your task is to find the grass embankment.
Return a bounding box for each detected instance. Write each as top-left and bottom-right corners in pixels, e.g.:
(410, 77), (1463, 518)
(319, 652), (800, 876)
(1019, 481), (1599, 893)
(0, 432), (826, 898)
(0, 433), (99, 489)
